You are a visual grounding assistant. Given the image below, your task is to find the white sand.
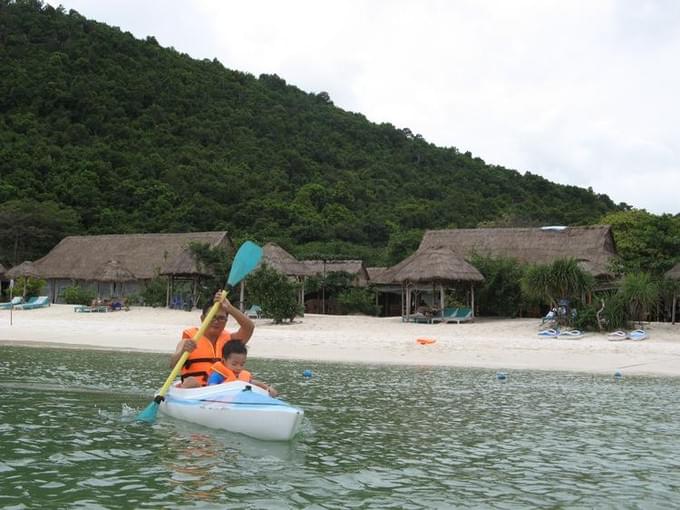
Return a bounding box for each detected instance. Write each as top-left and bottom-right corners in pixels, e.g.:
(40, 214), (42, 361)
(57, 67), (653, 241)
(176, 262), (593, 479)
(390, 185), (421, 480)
(1, 304), (679, 376)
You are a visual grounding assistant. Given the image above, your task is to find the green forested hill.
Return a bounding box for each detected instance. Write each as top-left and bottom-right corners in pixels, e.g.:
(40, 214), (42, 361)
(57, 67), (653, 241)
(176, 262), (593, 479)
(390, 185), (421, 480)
(0, 0), (623, 266)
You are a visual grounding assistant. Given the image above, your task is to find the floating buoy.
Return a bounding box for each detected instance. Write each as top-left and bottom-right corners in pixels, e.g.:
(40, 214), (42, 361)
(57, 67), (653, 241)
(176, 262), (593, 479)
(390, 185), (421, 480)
(416, 338), (436, 345)
(496, 371), (508, 381)
(614, 370), (623, 380)
(303, 369), (313, 378)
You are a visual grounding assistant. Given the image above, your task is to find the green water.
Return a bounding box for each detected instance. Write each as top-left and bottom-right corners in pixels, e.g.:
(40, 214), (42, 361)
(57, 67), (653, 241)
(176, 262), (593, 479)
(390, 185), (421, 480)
(1, 346), (679, 509)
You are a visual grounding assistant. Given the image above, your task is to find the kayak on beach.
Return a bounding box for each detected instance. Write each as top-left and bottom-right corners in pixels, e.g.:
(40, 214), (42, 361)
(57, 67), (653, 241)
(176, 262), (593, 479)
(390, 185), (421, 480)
(159, 380), (304, 441)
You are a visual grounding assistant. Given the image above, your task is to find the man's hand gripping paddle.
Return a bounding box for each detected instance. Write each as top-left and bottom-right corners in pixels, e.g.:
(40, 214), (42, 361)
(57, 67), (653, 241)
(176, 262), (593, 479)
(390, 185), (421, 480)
(136, 241), (263, 422)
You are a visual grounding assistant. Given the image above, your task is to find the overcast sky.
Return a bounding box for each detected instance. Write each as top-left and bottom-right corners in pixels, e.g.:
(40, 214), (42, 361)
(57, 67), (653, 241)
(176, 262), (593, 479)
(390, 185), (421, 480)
(44, 0), (680, 215)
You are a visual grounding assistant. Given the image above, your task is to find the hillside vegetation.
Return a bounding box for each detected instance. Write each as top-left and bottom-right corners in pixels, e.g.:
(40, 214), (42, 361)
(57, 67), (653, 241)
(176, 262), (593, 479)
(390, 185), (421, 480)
(1, 0), (625, 267)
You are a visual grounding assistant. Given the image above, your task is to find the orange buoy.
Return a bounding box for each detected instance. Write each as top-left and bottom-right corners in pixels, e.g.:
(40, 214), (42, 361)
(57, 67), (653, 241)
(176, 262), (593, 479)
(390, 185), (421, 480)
(416, 337), (436, 345)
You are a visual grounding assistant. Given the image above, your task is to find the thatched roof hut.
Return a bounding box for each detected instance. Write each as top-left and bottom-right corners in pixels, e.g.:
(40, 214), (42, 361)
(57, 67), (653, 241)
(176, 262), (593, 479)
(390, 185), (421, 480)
(6, 261), (40, 279)
(419, 225), (616, 277)
(375, 248), (484, 285)
(666, 263), (680, 280)
(0, 263), (6, 276)
(34, 232), (230, 279)
(260, 242), (306, 276)
(299, 260), (370, 286)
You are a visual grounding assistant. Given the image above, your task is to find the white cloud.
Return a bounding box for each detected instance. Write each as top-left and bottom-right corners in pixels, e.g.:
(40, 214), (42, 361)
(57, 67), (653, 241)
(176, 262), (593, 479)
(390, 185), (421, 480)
(43, 0), (680, 214)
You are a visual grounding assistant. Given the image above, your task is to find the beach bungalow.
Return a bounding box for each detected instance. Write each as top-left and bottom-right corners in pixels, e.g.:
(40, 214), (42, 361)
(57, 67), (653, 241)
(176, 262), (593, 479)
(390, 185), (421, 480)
(374, 225), (618, 317)
(29, 231), (232, 306)
(257, 243), (371, 313)
(419, 225), (617, 280)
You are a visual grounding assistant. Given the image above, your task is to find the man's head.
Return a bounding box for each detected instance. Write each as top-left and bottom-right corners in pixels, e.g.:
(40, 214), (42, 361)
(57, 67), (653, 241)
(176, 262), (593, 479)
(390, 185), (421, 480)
(222, 339), (247, 372)
(201, 301), (229, 336)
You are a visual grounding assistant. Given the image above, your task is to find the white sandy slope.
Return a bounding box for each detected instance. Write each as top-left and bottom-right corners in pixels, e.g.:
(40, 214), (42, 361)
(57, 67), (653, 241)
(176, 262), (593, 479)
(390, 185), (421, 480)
(1, 304), (679, 377)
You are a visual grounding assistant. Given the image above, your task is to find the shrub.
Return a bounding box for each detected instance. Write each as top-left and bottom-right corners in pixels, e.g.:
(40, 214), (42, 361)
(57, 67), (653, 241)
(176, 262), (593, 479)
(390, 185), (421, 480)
(141, 275), (168, 307)
(247, 265), (301, 323)
(337, 288), (379, 315)
(63, 285), (95, 305)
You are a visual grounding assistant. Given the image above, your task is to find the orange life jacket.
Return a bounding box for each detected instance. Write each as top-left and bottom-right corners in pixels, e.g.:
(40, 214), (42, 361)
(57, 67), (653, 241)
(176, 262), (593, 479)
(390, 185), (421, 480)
(180, 327), (232, 385)
(208, 361), (251, 383)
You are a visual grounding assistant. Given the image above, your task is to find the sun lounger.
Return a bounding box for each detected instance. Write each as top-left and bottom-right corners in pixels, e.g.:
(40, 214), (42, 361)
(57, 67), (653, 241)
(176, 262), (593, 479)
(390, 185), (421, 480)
(15, 296), (49, 310)
(245, 305), (262, 319)
(0, 297), (23, 309)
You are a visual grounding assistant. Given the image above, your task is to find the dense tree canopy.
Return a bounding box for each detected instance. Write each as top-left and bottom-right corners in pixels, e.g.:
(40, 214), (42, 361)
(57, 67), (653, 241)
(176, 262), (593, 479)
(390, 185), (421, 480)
(0, 0), (630, 267)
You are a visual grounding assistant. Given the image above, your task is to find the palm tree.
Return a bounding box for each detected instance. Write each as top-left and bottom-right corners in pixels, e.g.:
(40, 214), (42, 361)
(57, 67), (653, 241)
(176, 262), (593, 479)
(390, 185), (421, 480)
(522, 258), (594, 325)
(620, 272), (659, 327)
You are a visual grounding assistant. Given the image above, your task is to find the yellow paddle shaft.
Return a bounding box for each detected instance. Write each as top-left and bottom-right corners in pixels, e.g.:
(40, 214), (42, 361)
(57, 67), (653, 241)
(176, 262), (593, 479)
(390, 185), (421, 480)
(156, 290), (227, 399)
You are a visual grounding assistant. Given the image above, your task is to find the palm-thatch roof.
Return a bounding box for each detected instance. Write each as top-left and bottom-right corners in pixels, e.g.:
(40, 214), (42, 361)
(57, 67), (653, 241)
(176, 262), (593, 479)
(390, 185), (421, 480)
(367, 267), (388, 282)
(374, 248), (484, 285)
(6, 261), (40, 279)
(298, 260), (370, 286)
(0, 263), (6, 277)
(33, 232), (230, 280)
(666, 263), (680, 280)
(419, 225), (616, 277)
(260, 242), (306, 276)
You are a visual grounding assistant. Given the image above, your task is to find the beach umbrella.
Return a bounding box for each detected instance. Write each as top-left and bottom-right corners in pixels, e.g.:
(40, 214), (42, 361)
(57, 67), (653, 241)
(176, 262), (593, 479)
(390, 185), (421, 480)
(6, 261), (40, 298)
(98, 259), (136, 297)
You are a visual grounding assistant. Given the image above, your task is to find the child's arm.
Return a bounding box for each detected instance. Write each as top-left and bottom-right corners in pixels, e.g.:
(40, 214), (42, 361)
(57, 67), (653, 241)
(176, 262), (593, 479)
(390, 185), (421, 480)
(251, 379), (278, 397)
(206, 371), (225, 386)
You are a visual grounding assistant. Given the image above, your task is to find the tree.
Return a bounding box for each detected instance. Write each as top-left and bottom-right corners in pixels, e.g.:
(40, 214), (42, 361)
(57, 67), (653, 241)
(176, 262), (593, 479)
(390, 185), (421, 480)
(246, 265), (300, 323)
(620, 272), (659, 326)
(522, 258), (593, 318)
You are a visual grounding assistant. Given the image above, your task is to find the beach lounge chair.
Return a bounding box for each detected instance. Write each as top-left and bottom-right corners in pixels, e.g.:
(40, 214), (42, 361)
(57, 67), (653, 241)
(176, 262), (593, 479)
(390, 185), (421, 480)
(16, 296), (49, 310)
(558, 329), (584, 339)
(538, 328), (560, 338)
(245, 305), (262, 319)
(442, 307), (472, 324)
(431, 307), (456, 323)
(0, 296), (23, 309)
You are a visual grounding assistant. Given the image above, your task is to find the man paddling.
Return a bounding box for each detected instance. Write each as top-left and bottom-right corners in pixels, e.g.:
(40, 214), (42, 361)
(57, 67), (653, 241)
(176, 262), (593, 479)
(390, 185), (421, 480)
(170, 291), (255, 388)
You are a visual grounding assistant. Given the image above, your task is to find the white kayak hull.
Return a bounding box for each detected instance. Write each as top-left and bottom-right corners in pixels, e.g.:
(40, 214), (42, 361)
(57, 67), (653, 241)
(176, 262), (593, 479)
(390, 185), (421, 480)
(159, 381), (304, 441)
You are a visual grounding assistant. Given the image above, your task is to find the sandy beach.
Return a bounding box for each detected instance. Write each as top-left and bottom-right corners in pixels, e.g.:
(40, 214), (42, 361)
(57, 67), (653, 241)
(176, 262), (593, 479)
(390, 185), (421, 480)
(1, 304), (679, 376)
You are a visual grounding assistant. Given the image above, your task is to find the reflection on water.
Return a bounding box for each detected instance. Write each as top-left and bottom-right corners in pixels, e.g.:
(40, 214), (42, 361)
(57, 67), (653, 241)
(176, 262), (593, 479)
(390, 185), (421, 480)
(1, 345), (680, 508)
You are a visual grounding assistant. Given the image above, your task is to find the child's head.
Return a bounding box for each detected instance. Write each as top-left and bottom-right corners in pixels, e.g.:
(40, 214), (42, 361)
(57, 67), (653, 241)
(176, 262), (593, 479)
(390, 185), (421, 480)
(222, 340), (247, 372)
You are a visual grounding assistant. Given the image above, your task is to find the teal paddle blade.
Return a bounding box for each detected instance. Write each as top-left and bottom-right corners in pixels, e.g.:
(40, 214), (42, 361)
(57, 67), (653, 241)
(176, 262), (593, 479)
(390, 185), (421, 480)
(227, 241), (263, 287)
(136, 401), (159, 423)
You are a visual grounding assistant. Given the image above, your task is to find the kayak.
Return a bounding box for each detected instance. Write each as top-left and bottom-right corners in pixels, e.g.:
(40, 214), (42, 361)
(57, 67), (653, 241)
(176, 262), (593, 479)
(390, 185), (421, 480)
(159, 381), (304, 441)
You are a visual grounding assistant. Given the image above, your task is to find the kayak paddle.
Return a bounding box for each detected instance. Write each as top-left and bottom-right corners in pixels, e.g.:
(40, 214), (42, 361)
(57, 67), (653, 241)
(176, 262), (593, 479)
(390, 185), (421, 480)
(136, 240), (263, 423)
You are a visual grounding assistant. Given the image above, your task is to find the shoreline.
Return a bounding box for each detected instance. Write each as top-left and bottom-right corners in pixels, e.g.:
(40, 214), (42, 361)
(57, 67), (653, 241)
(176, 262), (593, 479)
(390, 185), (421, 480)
(1, 305), (679, 377)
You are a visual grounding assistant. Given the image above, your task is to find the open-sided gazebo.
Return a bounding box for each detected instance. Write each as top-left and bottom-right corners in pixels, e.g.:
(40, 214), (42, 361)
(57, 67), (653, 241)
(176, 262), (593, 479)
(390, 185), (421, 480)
(373, 247), (484, 319)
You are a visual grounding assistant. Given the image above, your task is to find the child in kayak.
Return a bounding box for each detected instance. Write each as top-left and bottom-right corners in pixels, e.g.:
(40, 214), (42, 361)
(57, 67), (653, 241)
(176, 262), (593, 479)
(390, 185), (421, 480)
(207, 339), (278, 396)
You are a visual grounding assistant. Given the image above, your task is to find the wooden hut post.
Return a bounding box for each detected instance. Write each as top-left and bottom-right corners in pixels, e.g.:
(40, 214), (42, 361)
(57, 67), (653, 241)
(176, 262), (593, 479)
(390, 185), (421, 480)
(439, 284), (445, 312)
(166, 276), (172, 308)
(471, 283), (475, 318)
(672, 293), (677, 325)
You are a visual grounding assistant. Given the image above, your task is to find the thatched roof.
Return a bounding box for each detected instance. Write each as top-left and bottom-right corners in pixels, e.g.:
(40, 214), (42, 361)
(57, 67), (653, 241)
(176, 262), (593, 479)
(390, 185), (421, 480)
(0, 263), (6, 276)
(6, 261), (40, 279)
(666, 263), (680, 280)
(367, 267), (388, 281)
(33, 232), (230, 280)
(374, 248), (484, 285)
(299, 260), (370, 286)
(260, 242), (305, 275)
(419, 225), (616, 277)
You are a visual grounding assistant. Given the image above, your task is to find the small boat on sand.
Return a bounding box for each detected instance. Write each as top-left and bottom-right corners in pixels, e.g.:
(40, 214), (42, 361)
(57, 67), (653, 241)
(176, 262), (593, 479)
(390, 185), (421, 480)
(159, 381), (304, 441)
